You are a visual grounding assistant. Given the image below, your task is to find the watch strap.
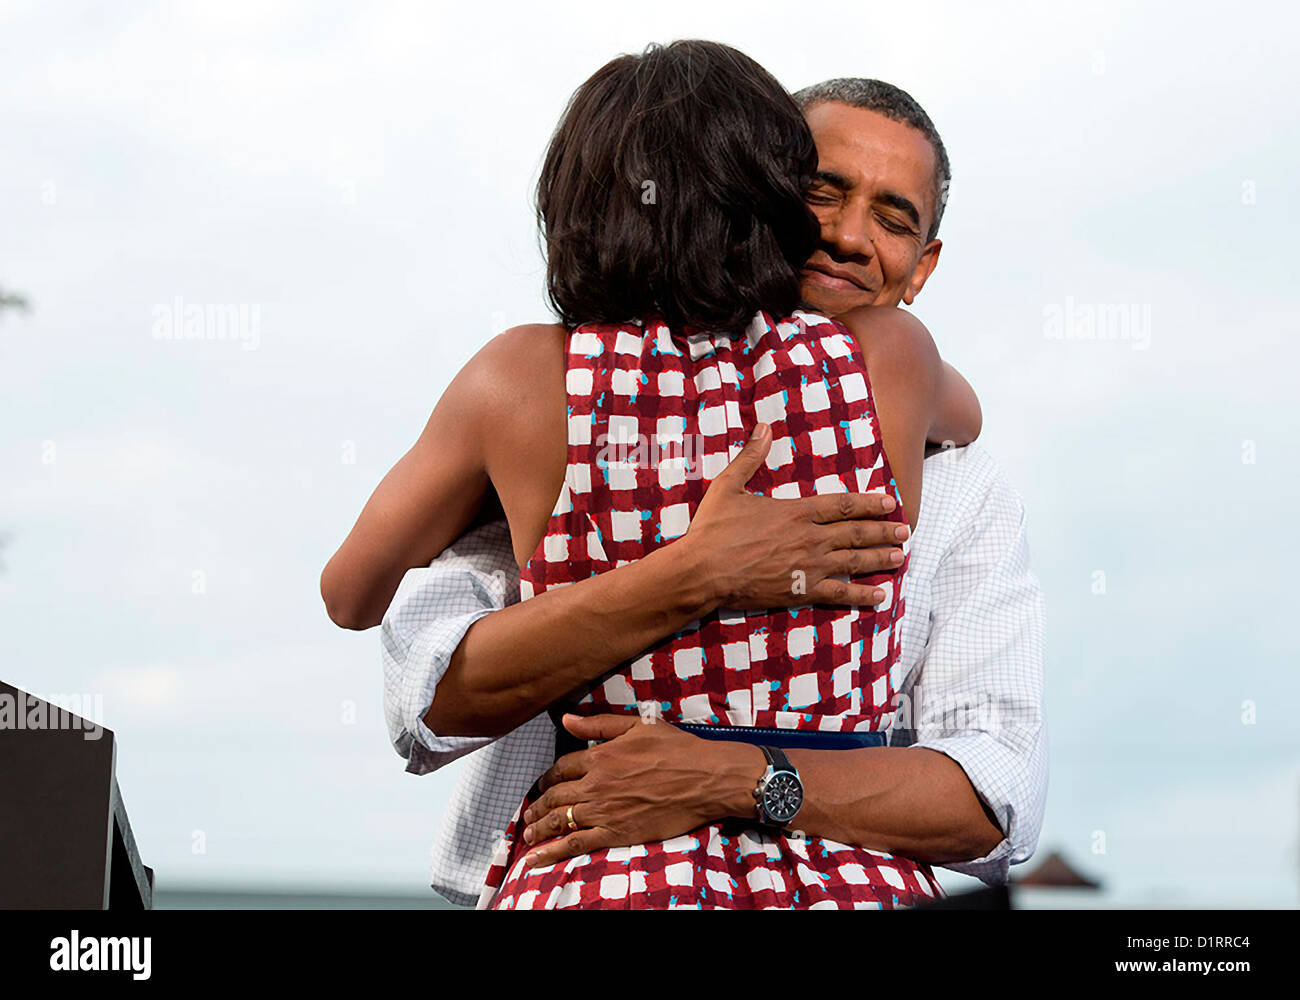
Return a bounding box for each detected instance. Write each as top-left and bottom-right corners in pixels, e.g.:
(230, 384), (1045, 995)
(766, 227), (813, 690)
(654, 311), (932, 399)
(761, 744), (793, 774)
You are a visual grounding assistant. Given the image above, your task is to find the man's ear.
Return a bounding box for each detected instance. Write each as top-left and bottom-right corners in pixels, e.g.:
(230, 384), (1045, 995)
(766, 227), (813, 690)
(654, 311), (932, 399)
(902, 239), (942, 306)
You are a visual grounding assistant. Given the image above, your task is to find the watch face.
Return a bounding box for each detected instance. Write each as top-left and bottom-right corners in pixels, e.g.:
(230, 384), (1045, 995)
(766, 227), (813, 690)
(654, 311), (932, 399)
(762, 771), (803, 824)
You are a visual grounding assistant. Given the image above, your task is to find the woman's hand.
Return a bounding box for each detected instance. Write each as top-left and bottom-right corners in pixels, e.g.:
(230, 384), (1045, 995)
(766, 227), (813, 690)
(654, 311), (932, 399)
(681, 423), (908, 610)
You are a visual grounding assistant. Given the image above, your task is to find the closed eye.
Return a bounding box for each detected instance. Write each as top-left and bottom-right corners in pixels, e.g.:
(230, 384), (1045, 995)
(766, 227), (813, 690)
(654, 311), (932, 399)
(876, 213), (916, 235)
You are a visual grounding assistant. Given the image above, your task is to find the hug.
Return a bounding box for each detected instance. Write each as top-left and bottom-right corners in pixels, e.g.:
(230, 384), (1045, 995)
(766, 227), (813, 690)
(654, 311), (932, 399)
(322, 39), (1047, 910)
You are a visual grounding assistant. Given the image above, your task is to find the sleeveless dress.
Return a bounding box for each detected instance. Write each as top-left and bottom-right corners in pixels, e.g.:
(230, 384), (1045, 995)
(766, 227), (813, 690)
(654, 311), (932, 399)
(477, 310), (944, 909)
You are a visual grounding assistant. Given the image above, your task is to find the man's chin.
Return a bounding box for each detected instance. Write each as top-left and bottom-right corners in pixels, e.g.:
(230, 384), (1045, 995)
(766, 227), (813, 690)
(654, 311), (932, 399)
(798, 282), (878, 318)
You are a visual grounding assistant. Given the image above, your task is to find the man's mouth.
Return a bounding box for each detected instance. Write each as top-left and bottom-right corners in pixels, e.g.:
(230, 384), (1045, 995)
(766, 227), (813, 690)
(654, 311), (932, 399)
(801, 263), (871, 294)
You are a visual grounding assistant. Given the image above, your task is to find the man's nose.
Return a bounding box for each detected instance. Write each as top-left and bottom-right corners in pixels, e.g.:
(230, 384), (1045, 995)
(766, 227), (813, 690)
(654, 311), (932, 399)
(824, 205), (874, 260)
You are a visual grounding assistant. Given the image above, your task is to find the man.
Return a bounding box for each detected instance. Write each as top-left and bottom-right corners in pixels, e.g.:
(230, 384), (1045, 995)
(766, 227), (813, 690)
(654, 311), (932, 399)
(379, 79), (1046, 906)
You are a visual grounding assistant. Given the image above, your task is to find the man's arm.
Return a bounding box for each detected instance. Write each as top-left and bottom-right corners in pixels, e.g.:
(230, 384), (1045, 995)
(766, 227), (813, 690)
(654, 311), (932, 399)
(517, 446), (1046, 874)
(425, 425), (909, 738)
(388, 427), (909, 760)
(518, 714), (1004, 865)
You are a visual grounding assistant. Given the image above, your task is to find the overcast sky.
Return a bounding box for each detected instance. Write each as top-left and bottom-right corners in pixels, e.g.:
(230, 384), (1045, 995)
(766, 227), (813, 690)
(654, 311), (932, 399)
(2, 0), (1297, 904)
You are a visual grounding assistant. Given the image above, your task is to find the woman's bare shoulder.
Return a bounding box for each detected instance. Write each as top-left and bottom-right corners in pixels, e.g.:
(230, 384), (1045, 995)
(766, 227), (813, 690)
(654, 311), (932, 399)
(833, 306), (935, 359)
(459, 321), (568, 466)
(448, 322), (567, 420)
(468, 322), (567, 387)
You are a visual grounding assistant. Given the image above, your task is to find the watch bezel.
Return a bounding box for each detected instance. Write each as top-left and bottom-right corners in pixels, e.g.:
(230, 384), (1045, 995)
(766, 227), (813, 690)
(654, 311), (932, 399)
(755, 764), (804, 826)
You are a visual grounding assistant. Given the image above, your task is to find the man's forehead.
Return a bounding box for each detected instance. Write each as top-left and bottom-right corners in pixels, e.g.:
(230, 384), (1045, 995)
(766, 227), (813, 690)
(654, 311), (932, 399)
(804, 101), (936, 198)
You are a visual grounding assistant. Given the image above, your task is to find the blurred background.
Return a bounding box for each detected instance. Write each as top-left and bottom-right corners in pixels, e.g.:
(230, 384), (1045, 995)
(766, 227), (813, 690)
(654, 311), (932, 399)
(1, 0), (1296, 908)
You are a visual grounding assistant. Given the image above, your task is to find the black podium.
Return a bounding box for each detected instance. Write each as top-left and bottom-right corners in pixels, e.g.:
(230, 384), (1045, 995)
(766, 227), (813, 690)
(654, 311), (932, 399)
(0, 681), (153, 909)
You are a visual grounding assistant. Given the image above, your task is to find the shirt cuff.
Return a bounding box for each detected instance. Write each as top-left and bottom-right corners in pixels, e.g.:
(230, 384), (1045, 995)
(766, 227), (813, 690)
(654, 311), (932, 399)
(396, 607), (498, 775)
(905, 732), (1025, 885)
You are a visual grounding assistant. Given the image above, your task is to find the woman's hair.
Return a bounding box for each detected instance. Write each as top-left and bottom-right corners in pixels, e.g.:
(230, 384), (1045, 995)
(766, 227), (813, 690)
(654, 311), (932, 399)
(537, 40), (819, 335)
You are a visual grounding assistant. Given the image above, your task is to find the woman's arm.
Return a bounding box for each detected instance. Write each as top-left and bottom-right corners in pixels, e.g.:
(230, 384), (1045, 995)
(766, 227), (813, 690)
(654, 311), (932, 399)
(320, 335), (512, 630)
(844, 306), (980, 445)
(932, 360), (981, 448)
(839, 306), (981, 530)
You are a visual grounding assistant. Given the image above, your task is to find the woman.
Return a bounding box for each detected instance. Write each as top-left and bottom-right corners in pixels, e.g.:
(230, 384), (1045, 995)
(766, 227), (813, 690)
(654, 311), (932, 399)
(323, 40), (980, 908)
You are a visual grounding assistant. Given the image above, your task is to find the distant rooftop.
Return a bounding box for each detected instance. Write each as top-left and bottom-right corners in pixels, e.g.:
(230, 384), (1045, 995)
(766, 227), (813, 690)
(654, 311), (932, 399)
(1013, 849), (1102, 890)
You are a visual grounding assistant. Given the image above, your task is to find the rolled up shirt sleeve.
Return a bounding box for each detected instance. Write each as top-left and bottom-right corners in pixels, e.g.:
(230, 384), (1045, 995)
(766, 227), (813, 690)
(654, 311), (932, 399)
(380, 519), (519, 775)
(891, 457), (1048, 885)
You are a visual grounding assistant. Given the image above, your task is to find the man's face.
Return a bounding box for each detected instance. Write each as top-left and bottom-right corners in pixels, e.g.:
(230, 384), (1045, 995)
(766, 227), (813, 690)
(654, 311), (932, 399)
(799, 101), (944, 314)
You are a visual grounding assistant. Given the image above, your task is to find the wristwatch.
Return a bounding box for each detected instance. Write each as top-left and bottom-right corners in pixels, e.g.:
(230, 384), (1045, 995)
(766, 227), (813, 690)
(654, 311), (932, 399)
(753, 745), (803, 827)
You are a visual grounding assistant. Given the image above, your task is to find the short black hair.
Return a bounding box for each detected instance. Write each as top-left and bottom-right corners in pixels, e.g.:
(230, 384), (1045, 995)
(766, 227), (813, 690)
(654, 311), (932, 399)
(794, 78), (951, 241)
(538, 40), (820, 336)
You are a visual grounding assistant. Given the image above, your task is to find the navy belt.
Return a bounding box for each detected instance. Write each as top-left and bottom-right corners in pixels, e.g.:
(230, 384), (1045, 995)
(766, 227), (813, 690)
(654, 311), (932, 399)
(554, 721), (887, 759)
(675, 723), (888, 751)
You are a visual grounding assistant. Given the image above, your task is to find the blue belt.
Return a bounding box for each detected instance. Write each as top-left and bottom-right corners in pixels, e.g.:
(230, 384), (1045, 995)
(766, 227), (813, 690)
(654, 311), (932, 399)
(674, 723), (888, 751)
(554, 721), (888, 759)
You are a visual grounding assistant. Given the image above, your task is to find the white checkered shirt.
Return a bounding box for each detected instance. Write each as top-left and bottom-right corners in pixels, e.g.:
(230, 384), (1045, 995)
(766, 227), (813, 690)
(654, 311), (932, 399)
(381, 443), (1047, 906)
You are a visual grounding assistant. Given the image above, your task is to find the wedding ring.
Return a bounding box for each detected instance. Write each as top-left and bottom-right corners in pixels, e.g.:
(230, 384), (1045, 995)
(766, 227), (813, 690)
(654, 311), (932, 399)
(566, 804), (579, 832)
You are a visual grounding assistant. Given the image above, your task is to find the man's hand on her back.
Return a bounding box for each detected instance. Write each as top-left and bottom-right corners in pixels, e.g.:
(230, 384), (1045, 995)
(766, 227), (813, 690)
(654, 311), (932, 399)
(681, 422), (907, 610)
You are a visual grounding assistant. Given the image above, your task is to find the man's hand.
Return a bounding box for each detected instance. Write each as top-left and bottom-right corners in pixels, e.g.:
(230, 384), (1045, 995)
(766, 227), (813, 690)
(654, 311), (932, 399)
(682, 423), (907, 610)
(518, 713), (762, 868)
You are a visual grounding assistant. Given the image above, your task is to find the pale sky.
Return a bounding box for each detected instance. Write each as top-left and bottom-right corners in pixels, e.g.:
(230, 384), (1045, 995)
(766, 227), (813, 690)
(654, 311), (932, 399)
(2, 0), (1297, 904)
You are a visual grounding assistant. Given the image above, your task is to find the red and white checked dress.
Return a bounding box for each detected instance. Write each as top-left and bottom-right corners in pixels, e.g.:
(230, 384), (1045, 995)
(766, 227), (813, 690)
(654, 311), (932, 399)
(477, 310), (944, 909)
